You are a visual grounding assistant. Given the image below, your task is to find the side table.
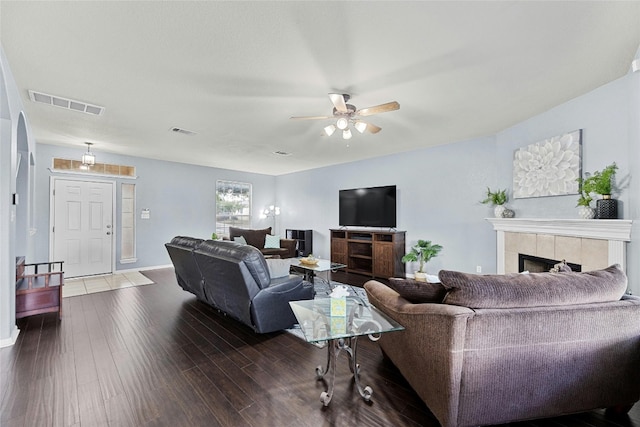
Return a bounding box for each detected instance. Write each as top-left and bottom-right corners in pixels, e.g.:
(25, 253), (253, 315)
(289, 297), (404, 406)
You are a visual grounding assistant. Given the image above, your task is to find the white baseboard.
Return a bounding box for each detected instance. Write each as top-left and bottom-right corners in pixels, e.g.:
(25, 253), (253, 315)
(0, 325), (20, 348)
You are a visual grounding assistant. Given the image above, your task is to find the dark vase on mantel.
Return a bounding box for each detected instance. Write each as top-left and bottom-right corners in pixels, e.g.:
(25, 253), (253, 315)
(596, 195), (617, 219)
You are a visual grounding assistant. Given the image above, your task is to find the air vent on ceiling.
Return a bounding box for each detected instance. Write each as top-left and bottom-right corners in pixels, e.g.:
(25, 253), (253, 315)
(28, 90), (105, 116)
(170, 127), (197, 136)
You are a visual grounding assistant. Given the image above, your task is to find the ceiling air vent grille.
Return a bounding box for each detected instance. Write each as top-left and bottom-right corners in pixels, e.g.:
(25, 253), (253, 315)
(28, 90), (105, 116)
(170, 127), (197, 136)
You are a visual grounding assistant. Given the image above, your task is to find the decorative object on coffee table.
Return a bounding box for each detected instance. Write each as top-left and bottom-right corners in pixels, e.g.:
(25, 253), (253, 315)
(290, 257), (346, 285)
(512, 129), (582, 199)
(576, 162), (618, 219)
(401, 240), (442, 282)
(480, 187), (509, 218)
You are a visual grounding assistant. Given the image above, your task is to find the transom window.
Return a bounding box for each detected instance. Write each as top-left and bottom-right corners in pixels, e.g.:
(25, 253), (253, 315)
(215, 180), (251, 236)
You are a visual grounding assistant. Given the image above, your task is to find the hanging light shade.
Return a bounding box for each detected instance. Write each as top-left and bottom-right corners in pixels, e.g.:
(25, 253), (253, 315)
(336, 117), (349, 130)
(354, 121), (367, 134)
(342, 129), (352, 140)
(81, 142), (95, 166)
(324, 124), (336, 136)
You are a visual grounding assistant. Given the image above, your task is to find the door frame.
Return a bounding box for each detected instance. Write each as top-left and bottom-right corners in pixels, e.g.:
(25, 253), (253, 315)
(49, 176), (117, 276)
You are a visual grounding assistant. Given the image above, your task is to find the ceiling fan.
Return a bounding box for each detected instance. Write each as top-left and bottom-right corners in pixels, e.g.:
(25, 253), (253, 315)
(290, 93), (400, 140)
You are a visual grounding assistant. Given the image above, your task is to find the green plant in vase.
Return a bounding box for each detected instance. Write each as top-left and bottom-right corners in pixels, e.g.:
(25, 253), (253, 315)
(575, 188), (595, 219)
(576, 163), (618, 219)
(401, 240), (443, 282)
(480, 187), (512, 218)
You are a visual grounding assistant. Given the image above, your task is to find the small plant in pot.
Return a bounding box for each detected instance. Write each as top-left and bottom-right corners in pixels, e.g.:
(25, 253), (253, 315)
(576, 163), (618, 219)
(401, 240), (443, 282)
(480, 188), (512, 218)
(575, 189), (595, 219)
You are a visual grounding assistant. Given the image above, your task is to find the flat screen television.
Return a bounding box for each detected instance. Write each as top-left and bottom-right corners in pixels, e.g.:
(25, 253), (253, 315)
(339, 185), (397, 228)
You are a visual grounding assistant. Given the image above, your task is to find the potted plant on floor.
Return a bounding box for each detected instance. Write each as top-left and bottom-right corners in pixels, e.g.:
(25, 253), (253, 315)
(576, 163), (618, 219)
(401, 240), (443, 282)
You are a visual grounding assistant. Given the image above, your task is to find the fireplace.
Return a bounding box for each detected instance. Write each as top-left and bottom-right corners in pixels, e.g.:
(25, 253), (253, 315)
(518, 254), (581, 273)
(487, 218), (632, 274)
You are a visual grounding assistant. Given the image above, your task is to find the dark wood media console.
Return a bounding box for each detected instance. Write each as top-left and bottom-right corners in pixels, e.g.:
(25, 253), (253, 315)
(330, 229), (405, 279)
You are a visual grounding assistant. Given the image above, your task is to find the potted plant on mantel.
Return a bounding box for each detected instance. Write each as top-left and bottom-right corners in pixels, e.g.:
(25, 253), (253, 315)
(575, 189), (595, 219)
(401, 240), (443, 282)
(576, 163), (618, 219)
(480, 188), (514, 218)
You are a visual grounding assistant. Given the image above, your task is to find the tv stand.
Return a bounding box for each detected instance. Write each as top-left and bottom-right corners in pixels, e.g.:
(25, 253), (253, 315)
(330, 229), (406, 279)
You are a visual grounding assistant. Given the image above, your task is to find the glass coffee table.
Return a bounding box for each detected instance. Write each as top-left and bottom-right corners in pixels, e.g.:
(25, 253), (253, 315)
(289, 297), (404, 406)
(289, 258), (346, 285)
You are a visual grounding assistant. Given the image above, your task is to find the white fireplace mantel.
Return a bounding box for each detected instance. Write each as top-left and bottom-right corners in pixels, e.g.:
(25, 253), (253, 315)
(486, 218), (633, 241)
(486, 218), (633, 274)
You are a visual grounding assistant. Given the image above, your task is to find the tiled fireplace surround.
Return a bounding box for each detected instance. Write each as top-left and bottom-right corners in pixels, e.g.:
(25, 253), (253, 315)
(487, 218), (633, 274)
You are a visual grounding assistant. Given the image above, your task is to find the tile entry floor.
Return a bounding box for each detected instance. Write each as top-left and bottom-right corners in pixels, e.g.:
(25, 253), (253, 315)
(62, 271), (154, 298)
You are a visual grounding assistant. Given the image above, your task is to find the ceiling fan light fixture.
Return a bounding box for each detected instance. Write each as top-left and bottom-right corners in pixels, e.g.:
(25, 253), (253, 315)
(343, 129), (352, 140)
(354, 121), (367, 133)
(336, 117), (349, 130)
(324, 124), (336, 136)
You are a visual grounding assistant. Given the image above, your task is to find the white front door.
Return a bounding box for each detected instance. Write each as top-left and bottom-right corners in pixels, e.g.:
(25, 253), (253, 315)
(52, 179), (114, 278)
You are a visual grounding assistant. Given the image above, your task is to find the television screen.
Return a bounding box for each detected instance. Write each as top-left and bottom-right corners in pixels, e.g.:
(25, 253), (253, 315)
(339, 185), (396, 228)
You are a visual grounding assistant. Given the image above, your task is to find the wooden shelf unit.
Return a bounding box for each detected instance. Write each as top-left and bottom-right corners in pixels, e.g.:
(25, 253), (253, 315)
(330, 229), (406, 278)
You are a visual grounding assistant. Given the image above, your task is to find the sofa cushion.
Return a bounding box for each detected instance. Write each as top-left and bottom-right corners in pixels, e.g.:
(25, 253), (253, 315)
(229, 226), (271, 249)
(233, 236), (247, 245)
(264, 234), (281, 249)
(439, 264), (627, 308)
(387, 277), (447, 303)
(266, 258), (292, 278)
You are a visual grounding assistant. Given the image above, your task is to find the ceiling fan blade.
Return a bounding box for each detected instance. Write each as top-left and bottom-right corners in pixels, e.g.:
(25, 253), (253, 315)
(289, 115), (333, 120)
(356, 101), (400, 117)
(366, 123), (382, 134)
(329, 93), (349, 113)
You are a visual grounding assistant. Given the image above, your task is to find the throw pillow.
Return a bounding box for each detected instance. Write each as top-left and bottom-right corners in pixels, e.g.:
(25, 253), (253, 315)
(233, 236), (247, 245)
(266, 258), (291, 278)
(264, 234), (280, 249)
(387, 277), (447, 304)
(439, 264), (627, 309)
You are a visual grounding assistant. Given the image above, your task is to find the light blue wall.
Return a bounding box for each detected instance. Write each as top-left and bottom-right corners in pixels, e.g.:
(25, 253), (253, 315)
(35, 144), (277, 271)
(276, 70), (640, 294)
(495, 71), (639, 292)
(276, 135), (499, 275)
(496, 74), (635, 218)
(0, 45), (37, 345)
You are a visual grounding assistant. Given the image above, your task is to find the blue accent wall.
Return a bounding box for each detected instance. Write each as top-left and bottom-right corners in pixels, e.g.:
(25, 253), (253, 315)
(276, 71), (640, 292)
(34, 144), (277, 272)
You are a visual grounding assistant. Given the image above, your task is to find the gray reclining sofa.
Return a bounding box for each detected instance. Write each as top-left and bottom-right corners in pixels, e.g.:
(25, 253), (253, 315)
(165, 236), (314, 333)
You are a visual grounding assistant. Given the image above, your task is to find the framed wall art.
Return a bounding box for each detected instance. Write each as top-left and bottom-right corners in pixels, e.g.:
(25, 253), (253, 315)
(512, 129), (582, 199)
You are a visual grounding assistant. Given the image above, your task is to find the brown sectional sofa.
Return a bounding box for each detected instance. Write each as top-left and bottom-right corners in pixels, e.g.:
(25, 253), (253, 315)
(228, 226), (297, 258)
(364, 265), (640, 427)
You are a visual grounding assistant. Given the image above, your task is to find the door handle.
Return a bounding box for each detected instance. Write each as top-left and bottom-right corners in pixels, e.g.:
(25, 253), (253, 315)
(106, 225), (112, 229)
(106, 232), (111, 235)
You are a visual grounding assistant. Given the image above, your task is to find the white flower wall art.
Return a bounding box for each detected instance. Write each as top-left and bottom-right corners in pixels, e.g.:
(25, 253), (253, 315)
(513, 130), (582, 199)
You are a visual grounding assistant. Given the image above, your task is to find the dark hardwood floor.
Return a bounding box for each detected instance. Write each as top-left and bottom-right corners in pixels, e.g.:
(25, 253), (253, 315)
(1, 268), (639, 426)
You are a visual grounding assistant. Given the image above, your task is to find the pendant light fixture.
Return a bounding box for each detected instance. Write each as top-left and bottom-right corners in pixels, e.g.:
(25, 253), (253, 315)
(81, 142), (96, 166)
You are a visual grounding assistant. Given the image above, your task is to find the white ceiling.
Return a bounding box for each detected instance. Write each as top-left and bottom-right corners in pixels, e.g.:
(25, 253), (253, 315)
(2, 1), (639, 175)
